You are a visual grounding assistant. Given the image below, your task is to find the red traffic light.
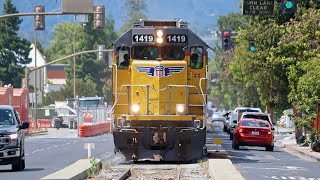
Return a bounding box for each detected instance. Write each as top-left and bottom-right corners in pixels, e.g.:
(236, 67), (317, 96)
(223, 32), (229, 38)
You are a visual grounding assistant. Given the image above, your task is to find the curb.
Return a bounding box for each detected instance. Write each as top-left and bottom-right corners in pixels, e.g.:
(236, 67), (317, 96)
(208, 159), (245, 180)
(26, 130), (48, 136)
(41, 158), (101, 180)
(283, 144), (320, 162)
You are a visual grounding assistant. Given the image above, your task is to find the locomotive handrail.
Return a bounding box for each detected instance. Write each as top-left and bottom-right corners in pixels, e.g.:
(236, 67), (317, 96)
(110, 83), (206, 129)
(167, 85), (206, 107)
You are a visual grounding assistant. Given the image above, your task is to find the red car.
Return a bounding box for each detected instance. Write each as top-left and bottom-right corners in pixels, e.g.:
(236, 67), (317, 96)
(232, 118), (274, 151)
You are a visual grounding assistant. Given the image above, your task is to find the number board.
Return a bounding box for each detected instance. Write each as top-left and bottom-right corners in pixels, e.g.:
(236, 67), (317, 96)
(166, 34), (187, 43)
(133, 34), (154, 43)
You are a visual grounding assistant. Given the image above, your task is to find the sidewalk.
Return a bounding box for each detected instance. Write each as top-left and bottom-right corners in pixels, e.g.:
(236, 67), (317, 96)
(274, 125), (295, 134)
(27, 128), (78, 138)
(276, 135), (320, 162)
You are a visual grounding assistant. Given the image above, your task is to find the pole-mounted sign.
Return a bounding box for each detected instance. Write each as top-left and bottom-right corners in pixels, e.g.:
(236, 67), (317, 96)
(242, 0), (275, 16)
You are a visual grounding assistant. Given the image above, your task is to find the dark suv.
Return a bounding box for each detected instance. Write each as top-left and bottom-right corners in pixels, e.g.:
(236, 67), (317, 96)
(0, 105), (29, 171)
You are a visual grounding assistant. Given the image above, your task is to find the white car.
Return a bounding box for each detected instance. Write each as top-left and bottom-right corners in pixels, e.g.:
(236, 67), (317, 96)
(240, 112), (273, 126)
(229, 107), (262, 140)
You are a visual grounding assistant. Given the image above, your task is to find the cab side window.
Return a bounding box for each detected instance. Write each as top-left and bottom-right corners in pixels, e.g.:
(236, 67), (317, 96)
(190, 46), (203, 69)
(117, 46), (130, 69)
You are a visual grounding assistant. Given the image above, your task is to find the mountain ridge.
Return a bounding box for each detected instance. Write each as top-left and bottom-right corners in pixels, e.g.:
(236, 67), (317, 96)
(2, 0), (241, 47)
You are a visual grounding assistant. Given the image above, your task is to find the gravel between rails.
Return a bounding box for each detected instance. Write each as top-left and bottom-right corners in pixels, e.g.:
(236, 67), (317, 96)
(94, 158), (212, 180)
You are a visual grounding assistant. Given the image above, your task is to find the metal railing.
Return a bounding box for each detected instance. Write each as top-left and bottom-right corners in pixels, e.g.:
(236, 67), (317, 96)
(110, 84), (206, 116)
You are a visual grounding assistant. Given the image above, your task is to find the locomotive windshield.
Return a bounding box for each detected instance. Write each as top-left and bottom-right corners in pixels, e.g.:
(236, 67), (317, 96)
(132, 45), (185, 60)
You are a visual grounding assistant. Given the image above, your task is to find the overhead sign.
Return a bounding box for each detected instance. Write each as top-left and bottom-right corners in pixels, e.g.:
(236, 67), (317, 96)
(62, 0), (93, 14)
(242, 0), (274, 16)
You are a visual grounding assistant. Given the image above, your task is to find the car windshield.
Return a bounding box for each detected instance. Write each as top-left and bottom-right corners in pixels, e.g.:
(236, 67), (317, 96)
(243, 114), (269, 121)
(241, 120), (269, 128)
(0, 109), (15, 125)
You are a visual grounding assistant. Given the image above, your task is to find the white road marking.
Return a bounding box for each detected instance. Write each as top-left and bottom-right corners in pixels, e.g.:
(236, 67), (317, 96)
(269, 177), (320, 180)
(26, 142), (73, 156)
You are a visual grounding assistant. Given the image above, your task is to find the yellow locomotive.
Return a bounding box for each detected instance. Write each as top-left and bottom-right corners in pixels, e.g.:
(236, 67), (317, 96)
(111, 19), (207, 161)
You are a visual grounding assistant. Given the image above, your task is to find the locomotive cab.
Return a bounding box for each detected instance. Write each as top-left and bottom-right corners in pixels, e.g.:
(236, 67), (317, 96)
(111, 19), (208, 161)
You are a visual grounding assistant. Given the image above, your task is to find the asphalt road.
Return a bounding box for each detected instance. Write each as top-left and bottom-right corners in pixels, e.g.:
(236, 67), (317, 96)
(0, 129), (114, 180)
(209, 122), (320, 180)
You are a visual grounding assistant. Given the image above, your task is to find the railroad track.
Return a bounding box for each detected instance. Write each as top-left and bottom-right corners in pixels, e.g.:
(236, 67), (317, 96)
(94, 160), (211, 180)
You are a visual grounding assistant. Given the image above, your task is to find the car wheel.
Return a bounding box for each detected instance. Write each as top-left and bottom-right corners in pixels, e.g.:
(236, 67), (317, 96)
(232, 142), (240, 150)
(229, 133), (233, 140)
(22, 158), (25, 170)
(223, 126), (227, 132)
(12, 156), (24, 171)
(266, 146), (274, 151)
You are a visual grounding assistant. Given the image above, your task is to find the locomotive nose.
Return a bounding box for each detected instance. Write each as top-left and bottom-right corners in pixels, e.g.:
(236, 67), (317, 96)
(131, 60), (187, 115)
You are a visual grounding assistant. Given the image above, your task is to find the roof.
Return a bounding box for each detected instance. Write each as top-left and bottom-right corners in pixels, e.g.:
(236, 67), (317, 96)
(0, 105), (14, 110)
(47, 64), (66, 71)
(78, 97), (103, 101)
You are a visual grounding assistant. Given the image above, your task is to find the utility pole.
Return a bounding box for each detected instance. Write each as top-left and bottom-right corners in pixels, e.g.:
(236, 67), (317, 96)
(73, 30), (76, 99)
(34, 29), (38, 130)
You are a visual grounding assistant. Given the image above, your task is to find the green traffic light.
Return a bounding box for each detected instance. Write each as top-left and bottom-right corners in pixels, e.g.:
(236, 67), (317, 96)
(250, 46), (256, 52)
(285, 1), (293, 9)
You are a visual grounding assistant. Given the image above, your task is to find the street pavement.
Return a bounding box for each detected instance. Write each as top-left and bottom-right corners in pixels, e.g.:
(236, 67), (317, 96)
(0, 128), (114, 180)
(209, 122), (320, 180)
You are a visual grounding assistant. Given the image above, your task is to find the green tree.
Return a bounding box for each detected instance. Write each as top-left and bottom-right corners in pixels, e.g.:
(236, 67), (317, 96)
(0, 0), (31, 87)
(120, 0), (148, 33)
(45, 16), (117, 104)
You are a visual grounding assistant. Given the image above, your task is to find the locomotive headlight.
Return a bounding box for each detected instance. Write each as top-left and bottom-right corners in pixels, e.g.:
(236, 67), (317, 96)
(132, 104), (140, 113)
(156, 37), (163, 44)
(156, 30), (163, 37)
(176, 104), (186, 115)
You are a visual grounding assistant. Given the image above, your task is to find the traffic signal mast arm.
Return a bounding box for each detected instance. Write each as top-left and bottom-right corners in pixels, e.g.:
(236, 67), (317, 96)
(25, 48), (112, 88)
(0, 11), (102, 19)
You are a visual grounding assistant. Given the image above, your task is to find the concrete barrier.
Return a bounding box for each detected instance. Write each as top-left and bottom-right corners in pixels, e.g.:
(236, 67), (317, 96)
(79, 122), (111, 137)
(29, 119), (51, 131)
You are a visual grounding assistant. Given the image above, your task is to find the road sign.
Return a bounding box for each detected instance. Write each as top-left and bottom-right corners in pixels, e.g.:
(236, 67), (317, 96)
(213, 138), (223, 145)
(242, 0), (275, 16)
(62, 0), (93, 14)
(84, 143), (95, 149)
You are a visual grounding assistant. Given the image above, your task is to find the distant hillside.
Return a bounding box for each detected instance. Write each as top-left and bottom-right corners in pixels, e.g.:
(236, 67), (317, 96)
(3, 0), (241, 47)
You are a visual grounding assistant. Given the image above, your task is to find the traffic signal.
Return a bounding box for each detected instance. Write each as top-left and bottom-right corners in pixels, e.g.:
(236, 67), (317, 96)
(281, 0), (297, 14)
(93, 5), (105, 29)
(98, 45), (105, 61)
(248, 40), (256, 52)
(222, 30), (231, 51)
(34, 5), (45, 30)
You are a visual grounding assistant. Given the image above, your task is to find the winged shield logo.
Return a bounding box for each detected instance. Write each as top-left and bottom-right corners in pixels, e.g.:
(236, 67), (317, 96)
(135, 65), (184, 78)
